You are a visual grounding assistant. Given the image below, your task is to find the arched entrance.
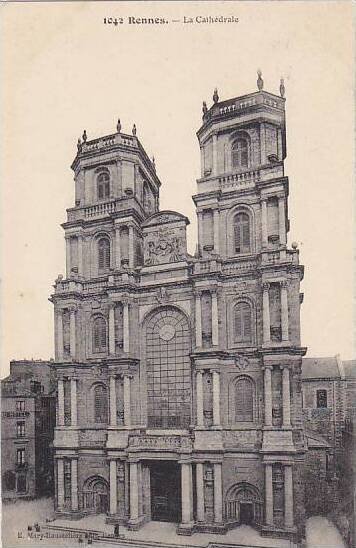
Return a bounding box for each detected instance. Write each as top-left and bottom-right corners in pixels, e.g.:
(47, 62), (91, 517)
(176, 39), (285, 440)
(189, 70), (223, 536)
(82, 476), (109, 514)
(225, 482), (263, 527)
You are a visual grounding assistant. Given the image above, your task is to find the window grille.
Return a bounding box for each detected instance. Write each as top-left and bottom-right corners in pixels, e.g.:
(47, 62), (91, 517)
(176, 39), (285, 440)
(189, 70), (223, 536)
(234, 213), (251, 253)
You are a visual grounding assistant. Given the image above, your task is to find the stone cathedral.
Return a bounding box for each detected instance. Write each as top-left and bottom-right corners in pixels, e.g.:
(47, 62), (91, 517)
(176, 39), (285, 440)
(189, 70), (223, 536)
(51, 75), (306, 542)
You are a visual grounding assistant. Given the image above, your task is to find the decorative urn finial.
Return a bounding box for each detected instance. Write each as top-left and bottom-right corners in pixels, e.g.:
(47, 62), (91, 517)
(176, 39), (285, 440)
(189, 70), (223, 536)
(280, 78), (285, 98)
(202, 101), (208, 115)
(82, 130), (87, 142)
(257, 70), (264, 91)
(117, 118), (122, 133)
(77, 138), (82, 152)
(132, 124), (137, 136)
(213, 88), (219, 103)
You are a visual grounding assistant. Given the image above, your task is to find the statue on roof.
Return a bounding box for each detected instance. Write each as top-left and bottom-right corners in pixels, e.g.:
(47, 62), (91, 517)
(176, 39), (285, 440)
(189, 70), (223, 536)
(257, 70), (264, 91)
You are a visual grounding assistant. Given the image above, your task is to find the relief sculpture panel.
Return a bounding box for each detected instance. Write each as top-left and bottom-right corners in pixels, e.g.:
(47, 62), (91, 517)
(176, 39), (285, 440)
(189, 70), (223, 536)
(144, 227), (186, 266)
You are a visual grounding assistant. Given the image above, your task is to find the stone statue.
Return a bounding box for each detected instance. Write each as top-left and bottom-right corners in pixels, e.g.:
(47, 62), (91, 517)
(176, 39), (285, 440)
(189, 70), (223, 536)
(257, 70), (264, 91)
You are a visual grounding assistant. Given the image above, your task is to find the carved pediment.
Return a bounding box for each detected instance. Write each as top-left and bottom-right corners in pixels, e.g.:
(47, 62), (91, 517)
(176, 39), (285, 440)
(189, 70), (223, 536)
(142, 210), (189, 228)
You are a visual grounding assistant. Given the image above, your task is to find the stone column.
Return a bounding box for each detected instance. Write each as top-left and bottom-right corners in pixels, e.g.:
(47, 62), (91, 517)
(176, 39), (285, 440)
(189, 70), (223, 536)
(196, 463), (205, 522)
(128, 226), (134, 269)
(213, 209), (220, 254)
(71, 458), (78, 511)
(181, 462), (193, 524)
(129, 461), (139, 521)
(197, 211), (203, 251)
(110, 459), (118, 515)
(57, 378), (65, 427)
(57, 458), (64, 510)
(281, 366), (291, 427)
(212, 134), (218, 175)
(278, 196), (286, 245)
(212, 369), (221, 427)
(109, 375), (117, 427)
(260, 123), (266, 165)
(265, 463), (274, 526)
(109, 304), (115, 355)
(115, 225), (121, 270)
(78, 235), (83, 276)
(124, 375), (131, 427)
(214, 463), (223, 523)
(200, 146), (204, 177)
(123, 300), (130, 353)
(195, 291), (202, 348)
(262, 282), (271, 344)
(211, 291), (219, 346)
(70, 377), (77, 427)
(65, 236), (71, 278)
(264, 366), (273, 427)
(196, 370), (204, 427)
(69, 306), (76, 359)
(57, 310), (64, 361)
(277, 129), (283, 160)
(281, 281), (289, 342)
(261, 199), (268, 248)
(284, 464), (294, 528)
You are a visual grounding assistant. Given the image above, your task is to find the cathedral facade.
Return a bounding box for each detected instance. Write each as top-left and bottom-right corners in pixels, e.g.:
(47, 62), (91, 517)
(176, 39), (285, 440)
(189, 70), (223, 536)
(51, 77), (306, 541)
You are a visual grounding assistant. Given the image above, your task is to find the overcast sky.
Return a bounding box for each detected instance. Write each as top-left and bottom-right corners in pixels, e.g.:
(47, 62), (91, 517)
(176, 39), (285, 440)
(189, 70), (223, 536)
(1, 1), (354, 375)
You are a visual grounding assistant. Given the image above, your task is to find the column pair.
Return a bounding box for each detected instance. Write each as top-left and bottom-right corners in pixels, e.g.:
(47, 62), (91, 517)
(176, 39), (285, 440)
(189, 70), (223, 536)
(261, 197), (286, 248)
(262, 281), (289, 343)
(56, 458), (78, 512)
(195, 462), (222, 524)
(196, 369), (221, 428)
(56, 306), (77, 360)
(108, 300), (130, 355)
(194, 290), (219, 348)
(264, 463), (294, 529)
(115, 224), (135, 269)
(109, 374), (132, 427)
(57, 377), (77, 427)
(263, 365), (291, 428)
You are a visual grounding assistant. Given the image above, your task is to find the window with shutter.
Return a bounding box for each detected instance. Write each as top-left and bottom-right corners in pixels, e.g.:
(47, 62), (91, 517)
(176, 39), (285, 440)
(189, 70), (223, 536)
(97, 172), (110, 200)
(94, 385), (108, 423)
(234, 213), (251, 254)
(235, 378), (254, 422)
(232, 139), (249, 169)
(234, 302), (252, 344)
(93, 317), (107, 352)
(98, 238), (110, 272)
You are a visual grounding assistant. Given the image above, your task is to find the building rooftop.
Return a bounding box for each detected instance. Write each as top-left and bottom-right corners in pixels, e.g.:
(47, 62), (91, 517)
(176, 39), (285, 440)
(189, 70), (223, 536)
(302, 356), (341, 379)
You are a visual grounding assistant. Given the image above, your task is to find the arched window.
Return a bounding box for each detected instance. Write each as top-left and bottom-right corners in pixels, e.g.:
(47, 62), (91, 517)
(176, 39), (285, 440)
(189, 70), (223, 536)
(234, 302), (252, 344)
(97, 172), (110, 200)
(94, 385), (108, 424)
(234, 212), (251, 254)
(232, 139), (248, 169)
(98, 238), (110, 271)
(93, 316), (107, 353)
(235, 377), (254, 422)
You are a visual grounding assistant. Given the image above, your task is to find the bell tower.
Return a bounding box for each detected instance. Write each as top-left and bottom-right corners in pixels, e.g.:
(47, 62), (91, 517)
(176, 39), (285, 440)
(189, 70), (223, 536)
(194, 72), (287, 261)
(64, 121), (160, 279)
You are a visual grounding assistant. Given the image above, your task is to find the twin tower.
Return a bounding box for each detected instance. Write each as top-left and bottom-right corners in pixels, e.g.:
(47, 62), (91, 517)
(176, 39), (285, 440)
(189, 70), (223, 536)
(51, 75), (306, 542)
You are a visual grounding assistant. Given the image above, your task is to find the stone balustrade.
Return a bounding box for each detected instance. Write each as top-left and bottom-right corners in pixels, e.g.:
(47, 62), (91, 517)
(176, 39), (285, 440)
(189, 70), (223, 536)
(203, 91), (285, 123)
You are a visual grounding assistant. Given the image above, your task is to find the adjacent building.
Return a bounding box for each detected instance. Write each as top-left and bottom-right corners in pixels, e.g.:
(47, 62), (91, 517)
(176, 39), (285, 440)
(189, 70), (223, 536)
(50, 75), (307, 542)
(1, 360), (56, 500)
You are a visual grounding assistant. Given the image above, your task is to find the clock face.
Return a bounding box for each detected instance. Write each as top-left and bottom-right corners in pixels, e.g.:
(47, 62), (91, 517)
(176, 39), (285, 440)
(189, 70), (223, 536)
(159, 324), (176, 341)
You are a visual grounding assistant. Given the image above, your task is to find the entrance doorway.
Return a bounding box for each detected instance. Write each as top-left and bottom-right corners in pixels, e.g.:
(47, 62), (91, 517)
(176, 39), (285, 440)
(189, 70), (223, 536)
(82, 477), (109, 514)
(150, 461), (181, 522)
(239, 502), (254, 525)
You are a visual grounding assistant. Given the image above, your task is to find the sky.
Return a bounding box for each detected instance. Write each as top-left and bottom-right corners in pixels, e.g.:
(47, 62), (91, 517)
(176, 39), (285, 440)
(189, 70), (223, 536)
(0, 1), (354, 376)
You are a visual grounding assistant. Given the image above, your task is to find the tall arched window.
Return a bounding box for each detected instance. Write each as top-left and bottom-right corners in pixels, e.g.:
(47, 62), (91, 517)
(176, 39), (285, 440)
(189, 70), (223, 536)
(98, 238), (110, 272)
(234, 212), (251, 254)
(232, 139), (248, 169)
(235, 377), (254, 422)
(234, 302), (252, 344)
(97, 172), (110, 200)
(94, 385), (108, 424)
(93, 316), (107, 353)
